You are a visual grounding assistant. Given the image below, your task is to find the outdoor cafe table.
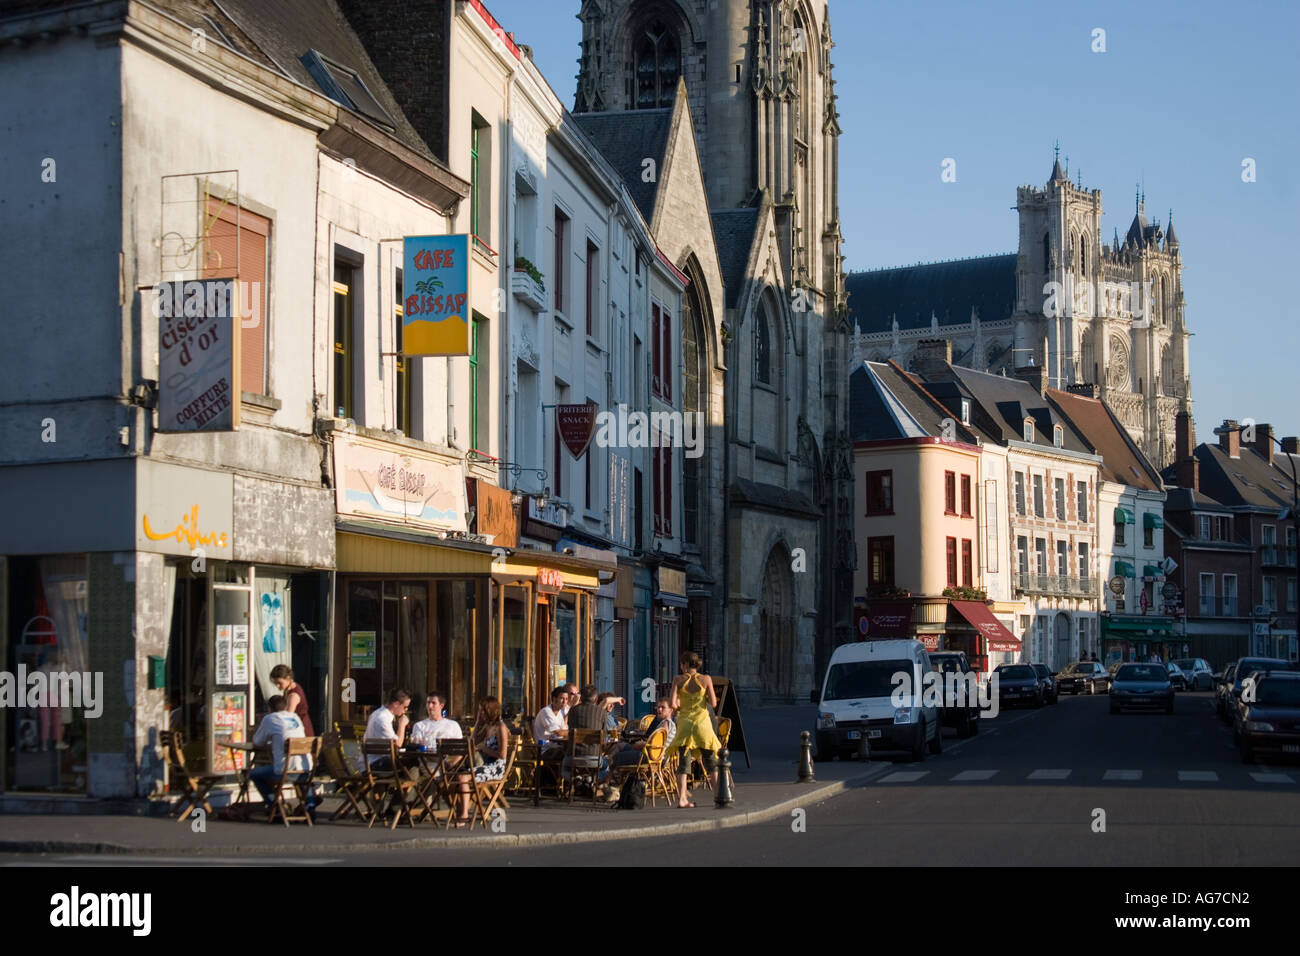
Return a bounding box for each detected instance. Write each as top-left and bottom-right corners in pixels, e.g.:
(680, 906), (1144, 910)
(396, 746), (467, 824)
(217, 738), (270, 814)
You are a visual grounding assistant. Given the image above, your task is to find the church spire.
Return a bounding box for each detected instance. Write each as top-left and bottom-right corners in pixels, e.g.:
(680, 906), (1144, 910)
(1049, 141), (1066, 183)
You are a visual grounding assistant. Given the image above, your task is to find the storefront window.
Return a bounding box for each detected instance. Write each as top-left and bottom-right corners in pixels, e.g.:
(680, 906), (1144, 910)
(211, 582), (252, 774)
(436, 579), (473, 718)
(497, 588), (529, 717)
(6, 555), (90, 793)
(554, 594), (577, 691)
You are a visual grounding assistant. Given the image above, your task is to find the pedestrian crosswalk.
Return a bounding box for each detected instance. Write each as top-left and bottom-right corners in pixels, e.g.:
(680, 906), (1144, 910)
(876, 767), (1296, 785)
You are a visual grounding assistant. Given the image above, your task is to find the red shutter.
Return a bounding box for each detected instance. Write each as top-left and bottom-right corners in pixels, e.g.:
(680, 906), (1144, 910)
(664, 443), (672, 536)
(651, 304), (661, 396)
(946, 537), (958, 587)
(202, 199), (269, 395)
(652, 445), (662, 534)
(662, 308), (672, 403)
(962, 540), (973, 587)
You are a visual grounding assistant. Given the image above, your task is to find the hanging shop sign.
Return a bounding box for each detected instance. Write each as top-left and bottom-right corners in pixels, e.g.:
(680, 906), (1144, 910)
(473, 479), (518, 548)
(334, 434), (468, 533)
(156, 278), (240, 431)
(537, 568), (565, 594)
(402, 234), (471, 355)
(557, 403), (599, 458)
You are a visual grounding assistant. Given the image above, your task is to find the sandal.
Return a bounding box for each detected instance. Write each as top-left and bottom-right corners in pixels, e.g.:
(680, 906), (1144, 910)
(677, 801), (695, 809)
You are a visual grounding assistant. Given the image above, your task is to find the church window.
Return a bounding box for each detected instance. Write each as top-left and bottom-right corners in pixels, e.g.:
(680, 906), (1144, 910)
(1043, 234), (1051, 272)
(756, 309), (773, 385)
(1079, 236), (1087, 277)
(635, 20), (679, 109)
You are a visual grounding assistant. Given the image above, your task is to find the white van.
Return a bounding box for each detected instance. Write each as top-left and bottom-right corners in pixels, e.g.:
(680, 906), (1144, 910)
(815, 639), (941, 761)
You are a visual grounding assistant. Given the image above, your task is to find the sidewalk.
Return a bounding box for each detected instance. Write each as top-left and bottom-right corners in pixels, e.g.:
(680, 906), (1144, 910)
(0, 706), (885, 854)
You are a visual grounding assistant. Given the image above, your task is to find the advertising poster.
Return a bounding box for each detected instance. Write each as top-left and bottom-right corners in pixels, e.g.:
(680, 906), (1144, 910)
(156, 278), (240, 431)
(215, 624), (232, 685)
(231, 624), (249, 684)
(349, 631), (376, 669)
(401, 234), (471, 355)
(211, 692), (247, 774)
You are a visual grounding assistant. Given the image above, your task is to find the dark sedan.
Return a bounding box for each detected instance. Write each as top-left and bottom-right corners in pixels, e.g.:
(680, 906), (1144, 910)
(1234, 673), (1300, 763)
(1030, 663), (1058, 704)
(1056, 660), (1110, 695)
(1222, 657), (1297, 725)
(1166, 661), (1189, 692)
(1215, 663), (1238, 720)
(993, 663), (1043, 708)
(1109, 663), (1175, 714)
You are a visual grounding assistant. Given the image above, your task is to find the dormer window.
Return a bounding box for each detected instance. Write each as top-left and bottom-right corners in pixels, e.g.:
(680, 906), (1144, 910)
(960, 398), (971, 425)
(1023, 419), (1034, 443)
(1053, 425), (1063, 448)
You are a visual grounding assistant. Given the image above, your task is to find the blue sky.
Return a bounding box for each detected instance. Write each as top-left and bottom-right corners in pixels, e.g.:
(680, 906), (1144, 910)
(483, 0), (1299, 442)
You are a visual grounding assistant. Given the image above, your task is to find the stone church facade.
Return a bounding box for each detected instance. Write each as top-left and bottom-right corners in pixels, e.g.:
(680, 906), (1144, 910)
(848, 157), (1194, 469)
(574, 0), (854, 702)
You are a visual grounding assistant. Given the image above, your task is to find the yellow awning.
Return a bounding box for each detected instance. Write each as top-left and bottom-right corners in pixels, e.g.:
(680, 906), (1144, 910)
(337, 531), (494, 575)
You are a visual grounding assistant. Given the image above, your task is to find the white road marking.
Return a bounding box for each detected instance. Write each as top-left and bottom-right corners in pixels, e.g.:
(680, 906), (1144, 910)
(950, 770), (998, 781)
(1102, 769), (1143, 781)
(879, 771), (929, 783)
(1177, 771), (1218, 782)
(6, 855), (343, 867)
(1249, 772), (1294, 784)
(1027, 769), (1071, 780)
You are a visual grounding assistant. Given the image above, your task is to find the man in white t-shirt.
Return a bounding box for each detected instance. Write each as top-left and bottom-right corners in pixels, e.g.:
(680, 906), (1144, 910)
(250, 695), (314, 811)
(364, 689), (411, 769)
(532, 686), (569, 757)
(410, 692), (463, 750)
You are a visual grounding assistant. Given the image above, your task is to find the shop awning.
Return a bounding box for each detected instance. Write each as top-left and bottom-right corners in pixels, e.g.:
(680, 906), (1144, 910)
(491, 558), (600, 590)
(1114, 560), (1135, 578)
(1102, 615), (1174, 634)
(1114, 507), (1134, 525)
(337, 529), (494, 574)
(861, 602), (912, 638)
(1143, 512), (1164, 529)
(950, 600), (1021, 652)
(1143, 564), (1164, 579)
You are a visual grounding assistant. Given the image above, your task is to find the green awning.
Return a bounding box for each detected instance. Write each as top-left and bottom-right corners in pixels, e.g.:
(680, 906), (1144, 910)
(1114, 560), (1135, 578)
(1143, 512), (1164, 529)
(1102, 615), (1175, 634)
(1114, 507), (1134, 525)
(1143, 564), (1163, 579)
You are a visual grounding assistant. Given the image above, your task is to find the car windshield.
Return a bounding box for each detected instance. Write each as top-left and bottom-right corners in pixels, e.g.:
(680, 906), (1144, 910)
(1060, 662), (1084, 674)
(1236, 661), (1297, 686)
(1116, 664), (1166, 681)
(999, 665), (1036, 680)
(1256, 680), (1300, 707)
(1031, 665), (1049, 676)
(823, 659), (911, 701)
(931, 657), (961, 673)
(1173, 660), (1196, 671)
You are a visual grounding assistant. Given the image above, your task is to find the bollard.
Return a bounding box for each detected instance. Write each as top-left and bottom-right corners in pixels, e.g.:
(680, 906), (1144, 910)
(714, 748), (734, 807)
(858, 729), (871, 762)
(797, 730), (815, 782)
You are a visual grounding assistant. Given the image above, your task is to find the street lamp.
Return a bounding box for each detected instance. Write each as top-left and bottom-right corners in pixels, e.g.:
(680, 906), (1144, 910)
(1213, 424), (1299, 658)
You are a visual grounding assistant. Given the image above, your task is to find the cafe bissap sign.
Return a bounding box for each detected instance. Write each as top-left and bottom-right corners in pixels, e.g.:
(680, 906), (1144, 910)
(402, 235), (471, 356)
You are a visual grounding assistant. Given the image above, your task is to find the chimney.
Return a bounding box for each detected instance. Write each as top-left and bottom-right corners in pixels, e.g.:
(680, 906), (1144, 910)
(1175, 408), (1195, 463)
(1176, 456), (1199, 492)
(1066, 383), (1099, 399)
(1253, 423), (1274, 464)
(1218, 420), (1240, 459)
(912, 339), (953, 382)
(1014, 363), (1047, 396)
(1283, 437), (1299, 455)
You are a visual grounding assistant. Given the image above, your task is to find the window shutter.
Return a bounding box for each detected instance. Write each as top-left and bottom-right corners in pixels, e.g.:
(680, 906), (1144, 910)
(202, 199), (269, 395)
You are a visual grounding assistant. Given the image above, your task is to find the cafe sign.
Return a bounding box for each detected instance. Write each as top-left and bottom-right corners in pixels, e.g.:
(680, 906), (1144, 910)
(402, 234), (471, 356)
(136, 459), (233, 557)
(334, 434), (468, 533)
(537, 568), (564, 594)
(557, 403), (598, 458)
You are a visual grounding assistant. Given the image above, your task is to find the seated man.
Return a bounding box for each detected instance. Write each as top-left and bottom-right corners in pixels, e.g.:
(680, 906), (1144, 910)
(563, 683), (610, 789)
(410, 692), (462, 751)
(597, 692), (626, 733)
(532, 686), (569, 760)
(364, 688), (411, 770)
(249, 695), (315, 817)
(614, 698), (676, 767)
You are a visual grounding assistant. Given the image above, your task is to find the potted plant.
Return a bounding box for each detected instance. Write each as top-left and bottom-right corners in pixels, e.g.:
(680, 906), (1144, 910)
(513, 254), (545, 293)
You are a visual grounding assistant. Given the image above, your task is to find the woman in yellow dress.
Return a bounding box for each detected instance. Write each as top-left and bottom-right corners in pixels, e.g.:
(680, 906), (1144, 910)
(662, 651), (723, 808)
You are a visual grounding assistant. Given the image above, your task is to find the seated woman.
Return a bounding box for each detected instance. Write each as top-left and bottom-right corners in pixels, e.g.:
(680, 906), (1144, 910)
(453, 696), (510, 827)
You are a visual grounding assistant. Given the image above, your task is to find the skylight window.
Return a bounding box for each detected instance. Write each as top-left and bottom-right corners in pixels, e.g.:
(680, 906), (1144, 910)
(301, 50), (396, 130)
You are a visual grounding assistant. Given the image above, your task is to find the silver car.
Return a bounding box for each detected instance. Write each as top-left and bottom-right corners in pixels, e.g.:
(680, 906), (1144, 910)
(1172, 658), (1213, 691)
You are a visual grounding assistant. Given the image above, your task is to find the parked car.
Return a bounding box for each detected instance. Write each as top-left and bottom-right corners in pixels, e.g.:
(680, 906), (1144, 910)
(1233, 672), (1300, 763)
(1055, 660), (1111, 695)
(1166, 660), (1189, 691)
(815, 639), (942, 761)
(929, 650), (981, 737)
(1109, 663), (1175, 714)
(1222, 657), (1298, 725)
(1030, 663), (1059, 704)
(993, 663), (1044, 708)
(1172, 657), (1214, 691)
(1215, 663), (1238, 720)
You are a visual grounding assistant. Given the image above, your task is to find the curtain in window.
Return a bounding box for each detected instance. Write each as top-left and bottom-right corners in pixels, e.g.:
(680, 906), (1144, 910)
(253, 573), (292, 702)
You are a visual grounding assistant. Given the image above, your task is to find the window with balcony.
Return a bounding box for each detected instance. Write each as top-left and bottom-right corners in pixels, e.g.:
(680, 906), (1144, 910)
(1222, 574), (1238, 616)
(946, 537), (958, 587)
(1017, 536), (1029, 578)
(332, 257), (357, 420)
(1032, 475), (1045, 517)
(1077, 481), (1088, 523)
(1035, 538), (1047, 577)
(1262, 524), (1277, 564)
(961, 539), (973, 587)
(960, 475), (972, 517)
(1014, 472), (1026, 515)
(1263, 576), (1277, 612)
(1199, 573), (1216, 616)
(1057, 540), (1068, 577)
(944, 472), (957, 515)
(868, 537), (895, 587)
(1078, 542), (1090, 585)
(865, 470), (893, 515)
(1054, 477), (1066, 520)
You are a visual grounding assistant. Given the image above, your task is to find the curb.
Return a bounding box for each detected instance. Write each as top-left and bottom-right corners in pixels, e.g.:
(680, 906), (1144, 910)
(0, 764), (890, 855)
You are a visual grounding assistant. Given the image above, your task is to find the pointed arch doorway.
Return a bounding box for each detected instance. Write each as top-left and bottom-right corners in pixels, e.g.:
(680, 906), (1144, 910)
(758, 546), (796, 701)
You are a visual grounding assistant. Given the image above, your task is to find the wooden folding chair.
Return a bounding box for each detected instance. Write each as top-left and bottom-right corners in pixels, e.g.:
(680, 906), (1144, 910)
(361, 740), (425, 830)
(267, 737), (319, 827)
(161, 730), (221, 823)
(430, 739), (474, 829)
(565, 728), (607, 804)
(318, 732), (374, 823)
(471, 736), (519, 830)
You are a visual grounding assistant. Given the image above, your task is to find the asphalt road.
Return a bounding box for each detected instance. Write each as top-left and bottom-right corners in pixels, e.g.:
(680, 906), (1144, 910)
(5, 689), (1295, 867)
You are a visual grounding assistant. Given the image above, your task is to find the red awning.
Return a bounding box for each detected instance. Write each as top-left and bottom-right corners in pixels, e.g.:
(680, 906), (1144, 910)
(950, 601), (1021, 652)
(858, 602), (913, 638)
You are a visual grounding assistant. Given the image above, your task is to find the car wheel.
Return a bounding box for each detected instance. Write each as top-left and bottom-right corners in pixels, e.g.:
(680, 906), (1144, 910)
(928, 719), (943, 755)
(910, 722), (926, 762)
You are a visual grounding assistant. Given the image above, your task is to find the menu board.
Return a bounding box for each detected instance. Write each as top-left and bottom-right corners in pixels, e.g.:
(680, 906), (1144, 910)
(211, 692), (247, 774)
(231, 625), (249, 684)
(215, 625), (232, 685)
